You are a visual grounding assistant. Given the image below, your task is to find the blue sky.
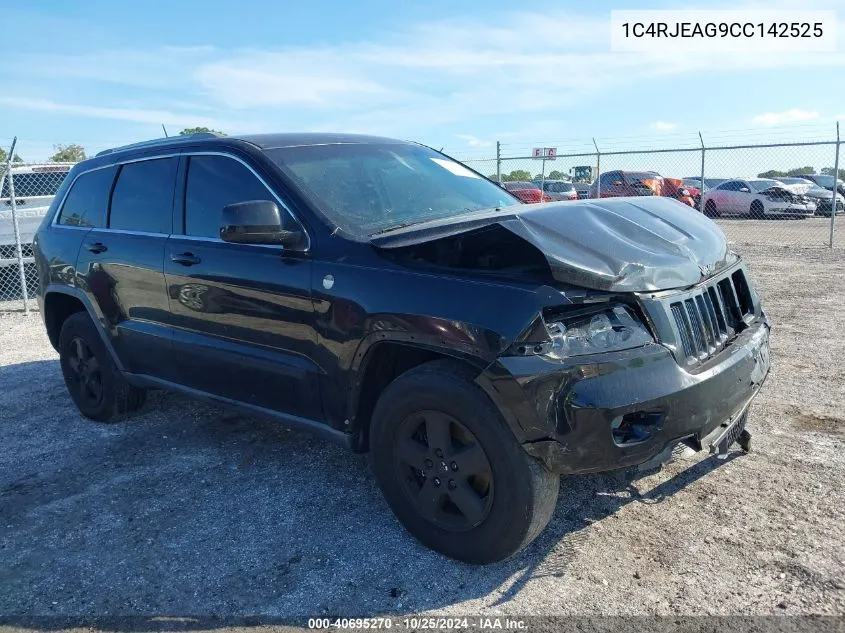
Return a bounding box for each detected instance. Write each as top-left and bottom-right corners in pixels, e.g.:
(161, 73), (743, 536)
(1, 0), (844, 163)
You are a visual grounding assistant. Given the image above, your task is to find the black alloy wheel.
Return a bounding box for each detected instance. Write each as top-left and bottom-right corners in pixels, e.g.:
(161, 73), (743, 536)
(65, 336), (104, 408)
(394, 410), (493, 531)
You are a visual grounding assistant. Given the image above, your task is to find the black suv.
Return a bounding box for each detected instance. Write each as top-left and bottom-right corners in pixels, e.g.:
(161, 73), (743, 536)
(34, 133), (771, 563)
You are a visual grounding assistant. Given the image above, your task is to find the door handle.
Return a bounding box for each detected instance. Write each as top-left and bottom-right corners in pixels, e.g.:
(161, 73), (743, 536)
(171, 252), (201, 266)
(84, 242), (108, 254)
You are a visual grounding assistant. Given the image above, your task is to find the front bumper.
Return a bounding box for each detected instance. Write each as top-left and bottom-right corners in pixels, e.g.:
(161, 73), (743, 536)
(480, 318), (770, 475)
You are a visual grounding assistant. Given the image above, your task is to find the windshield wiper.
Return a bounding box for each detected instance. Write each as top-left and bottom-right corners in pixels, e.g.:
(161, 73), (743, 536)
(370, 221), (424, 236)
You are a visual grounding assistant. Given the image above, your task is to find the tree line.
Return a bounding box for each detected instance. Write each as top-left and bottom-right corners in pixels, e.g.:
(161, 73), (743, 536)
(757, 166), (845, 180)
(488, 170), (570, 182)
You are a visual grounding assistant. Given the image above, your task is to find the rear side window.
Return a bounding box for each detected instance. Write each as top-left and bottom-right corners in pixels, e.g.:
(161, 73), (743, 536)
(57, 167), (116, 228)
(184, 155), (272, 238)
(109, 158), (178, 234)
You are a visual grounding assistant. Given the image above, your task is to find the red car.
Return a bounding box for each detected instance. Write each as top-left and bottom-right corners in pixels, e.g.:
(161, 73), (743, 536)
(502, 181), (552, 204)
(588, 171), (696, 208)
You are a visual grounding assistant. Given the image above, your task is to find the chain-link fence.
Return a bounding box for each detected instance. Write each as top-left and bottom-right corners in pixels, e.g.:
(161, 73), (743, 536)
(1, 130), (843, 314)
(1, 138), (75, 313)
(458, 130), (843, 251)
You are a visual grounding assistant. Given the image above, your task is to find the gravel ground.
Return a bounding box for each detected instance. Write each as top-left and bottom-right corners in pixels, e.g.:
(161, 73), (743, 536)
(1, 244), (844, 619)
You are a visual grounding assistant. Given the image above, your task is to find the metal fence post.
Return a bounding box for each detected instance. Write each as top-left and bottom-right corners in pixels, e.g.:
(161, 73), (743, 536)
(830, 122), (840, 248)
(496, 141), (501, 183)
(699, 131), (705, 211)
(593, 138), (601, 197)
(3, 137), (30, 314)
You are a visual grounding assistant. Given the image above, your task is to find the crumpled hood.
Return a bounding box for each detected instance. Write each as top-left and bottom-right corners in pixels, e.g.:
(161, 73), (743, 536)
(372, 197), (736, 292)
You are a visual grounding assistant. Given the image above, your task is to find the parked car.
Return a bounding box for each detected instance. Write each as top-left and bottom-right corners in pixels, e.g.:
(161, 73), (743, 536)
(777, 177), (844, 216)
(35, 132), (770, 564)
(502, 181), (550, 203)
(800, 173), (845, 198)
(700, 178), (816, 218)
(572, 183), (591, 199)
(589, 170), (695, 207)
(1, 164), (72, 298)
(534, 179), (578, 201)
(684, 177), (727, 191)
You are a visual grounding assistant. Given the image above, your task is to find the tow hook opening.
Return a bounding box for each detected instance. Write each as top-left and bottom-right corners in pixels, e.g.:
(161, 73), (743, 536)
(611, 411), (664, 446)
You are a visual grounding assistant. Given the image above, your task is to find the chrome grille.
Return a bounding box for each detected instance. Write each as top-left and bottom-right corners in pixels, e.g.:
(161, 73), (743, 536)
(669, 269), (754, 364)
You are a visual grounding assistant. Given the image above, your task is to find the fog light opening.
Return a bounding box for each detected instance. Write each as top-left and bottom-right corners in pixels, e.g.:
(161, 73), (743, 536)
(612, 412), (664, 446)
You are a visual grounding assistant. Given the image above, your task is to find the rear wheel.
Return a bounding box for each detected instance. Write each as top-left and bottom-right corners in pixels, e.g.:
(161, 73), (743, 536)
(59, 312), (146, 422)
(749, 200), (765, 219)
(704, 199), (719, 217)
(370, 360), (559, 564)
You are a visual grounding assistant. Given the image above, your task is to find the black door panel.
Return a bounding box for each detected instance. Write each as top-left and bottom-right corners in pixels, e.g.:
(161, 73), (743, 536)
(164, 238), (320, 420)
(76, 229), (175, 378)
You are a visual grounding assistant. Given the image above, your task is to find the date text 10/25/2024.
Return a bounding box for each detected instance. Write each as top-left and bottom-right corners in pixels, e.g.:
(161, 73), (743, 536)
(308, 617), (528, 630)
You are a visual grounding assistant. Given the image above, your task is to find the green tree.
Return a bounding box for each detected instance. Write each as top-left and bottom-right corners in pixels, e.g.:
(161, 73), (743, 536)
(786, 166), (814, 176)
(179, 127), (225, 136)
(547, 170), (567, 180)
(0, 148), (24, 164)
(821, 167), (845, 179)
(757, 170), (787, 178)
(502, 169), (532, 182)
(50, 144), (87, 163)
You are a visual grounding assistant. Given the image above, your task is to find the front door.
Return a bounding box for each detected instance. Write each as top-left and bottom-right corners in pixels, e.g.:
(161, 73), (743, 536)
(164, 153), (322, 421)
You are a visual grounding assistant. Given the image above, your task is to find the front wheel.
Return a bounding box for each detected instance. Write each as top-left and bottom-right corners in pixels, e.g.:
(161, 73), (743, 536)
(370, 360), (559, 564)
(749, 200), (765, 219)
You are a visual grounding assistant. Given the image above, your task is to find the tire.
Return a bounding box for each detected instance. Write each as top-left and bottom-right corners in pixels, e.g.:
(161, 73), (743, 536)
(704, 199), (719, 217)
(749, 200), (765, 219)
(370, 359), (559, 564)
(58, 312), (146, 422)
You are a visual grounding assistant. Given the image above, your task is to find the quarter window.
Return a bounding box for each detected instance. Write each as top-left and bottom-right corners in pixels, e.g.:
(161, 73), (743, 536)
(109, 158), (177, 234)
(184, 155), (273, 238)
(57, 167), (116, 228)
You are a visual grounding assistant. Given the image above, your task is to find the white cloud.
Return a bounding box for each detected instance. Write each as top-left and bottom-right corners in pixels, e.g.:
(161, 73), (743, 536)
(0, 97), (241, 130)
(2, 7), (844, 142)
(752, 109), (821, 126)
(456, 134), (493, 148)
(650, 121), (679, 132)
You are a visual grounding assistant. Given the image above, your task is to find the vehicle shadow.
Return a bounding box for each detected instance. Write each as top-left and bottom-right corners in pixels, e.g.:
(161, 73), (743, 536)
(0, 359), (739, 625)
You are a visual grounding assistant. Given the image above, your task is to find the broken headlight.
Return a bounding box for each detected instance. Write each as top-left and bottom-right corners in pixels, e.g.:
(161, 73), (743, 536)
(545, 306), (653, 358)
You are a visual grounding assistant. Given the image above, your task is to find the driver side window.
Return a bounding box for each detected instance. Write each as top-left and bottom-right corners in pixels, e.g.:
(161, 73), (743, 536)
(184, 155), (286, 238)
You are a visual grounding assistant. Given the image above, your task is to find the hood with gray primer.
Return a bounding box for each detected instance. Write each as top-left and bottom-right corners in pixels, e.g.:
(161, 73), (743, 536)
(372, 197), (735, 292)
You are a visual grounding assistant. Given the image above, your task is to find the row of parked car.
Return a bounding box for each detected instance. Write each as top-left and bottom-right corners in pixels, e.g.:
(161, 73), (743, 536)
(498, 171), (845, 219)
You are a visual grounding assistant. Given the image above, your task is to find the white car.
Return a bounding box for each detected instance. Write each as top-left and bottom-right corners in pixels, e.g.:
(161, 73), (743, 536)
(700, 178), (816, 219)
(1, 164), (72, 294)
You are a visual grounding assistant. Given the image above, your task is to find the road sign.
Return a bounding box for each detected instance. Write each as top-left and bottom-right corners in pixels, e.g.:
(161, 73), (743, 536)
(533, 147), (557, 159)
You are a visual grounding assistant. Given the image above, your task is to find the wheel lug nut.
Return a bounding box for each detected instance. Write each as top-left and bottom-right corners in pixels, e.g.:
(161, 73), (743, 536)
(448, 479), (456, 490)
(424, 459), (433, 469)
(450, 462), (458, 471)
(433, 477), (441, 487)
(434, 449), (443, 458)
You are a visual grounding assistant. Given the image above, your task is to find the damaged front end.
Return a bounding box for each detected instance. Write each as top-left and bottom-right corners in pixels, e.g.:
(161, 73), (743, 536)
(759, 185), (817, 216)
(475, 260), (770, 475)
(373, 196), (770, 475)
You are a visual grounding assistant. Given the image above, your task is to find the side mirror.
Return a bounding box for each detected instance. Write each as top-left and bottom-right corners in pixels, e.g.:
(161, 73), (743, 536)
(739, 187), (750, 193)
(220, 200), (302, 246)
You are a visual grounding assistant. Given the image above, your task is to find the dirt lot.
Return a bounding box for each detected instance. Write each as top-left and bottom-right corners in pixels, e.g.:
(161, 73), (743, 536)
(1, 243), (844, 618)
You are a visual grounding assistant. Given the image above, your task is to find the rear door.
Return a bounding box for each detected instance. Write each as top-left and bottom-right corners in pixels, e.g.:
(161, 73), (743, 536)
(164, 153), (321, 420)
(75, 157), (178, 379)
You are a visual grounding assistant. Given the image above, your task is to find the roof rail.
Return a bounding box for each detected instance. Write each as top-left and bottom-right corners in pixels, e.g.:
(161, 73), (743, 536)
(95, 132), (224, 157)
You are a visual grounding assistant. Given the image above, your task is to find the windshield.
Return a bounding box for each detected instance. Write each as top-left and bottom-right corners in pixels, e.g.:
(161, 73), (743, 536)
(749, 179), (781, 192)
(265, 143), (520, 238)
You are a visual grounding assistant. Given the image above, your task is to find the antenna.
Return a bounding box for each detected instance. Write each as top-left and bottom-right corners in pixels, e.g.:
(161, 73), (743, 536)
(162, 124), (169, 138)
